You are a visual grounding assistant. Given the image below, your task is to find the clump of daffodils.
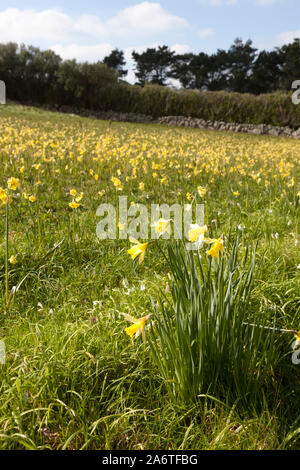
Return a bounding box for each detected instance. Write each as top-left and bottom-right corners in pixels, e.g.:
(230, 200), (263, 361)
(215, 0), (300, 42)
(68, 189), (83, 209)
(187, 224), (224, 257)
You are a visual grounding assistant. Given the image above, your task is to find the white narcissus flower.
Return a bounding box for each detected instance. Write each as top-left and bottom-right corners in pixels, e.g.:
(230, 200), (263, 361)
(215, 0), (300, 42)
(152, 218), (171, 237)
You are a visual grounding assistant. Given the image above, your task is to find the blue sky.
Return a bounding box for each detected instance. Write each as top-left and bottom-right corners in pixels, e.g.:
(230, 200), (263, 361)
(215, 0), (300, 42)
(0, 0), (299, 82)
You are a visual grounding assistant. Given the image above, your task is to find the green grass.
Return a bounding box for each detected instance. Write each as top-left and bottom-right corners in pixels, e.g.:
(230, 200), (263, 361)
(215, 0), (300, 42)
(0, 103), (299, 450)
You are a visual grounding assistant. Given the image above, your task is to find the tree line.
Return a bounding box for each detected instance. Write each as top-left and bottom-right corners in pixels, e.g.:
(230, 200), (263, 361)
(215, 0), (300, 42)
(0, 38), (299, 111)
(131, 38), (300, 93)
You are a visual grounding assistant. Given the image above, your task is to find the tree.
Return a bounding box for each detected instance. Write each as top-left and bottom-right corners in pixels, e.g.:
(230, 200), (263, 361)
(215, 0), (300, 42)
(18, 45), (62, 102)
(226, 38), (257, 93)
(103, 49), (127, 78)
(279, 39), (300, 90)
(169, 53), (194, 88)
(57, 60), (119, 109)
(0, 42), (19, 99)
(170, 52), (212, 89)
(250, 50), (282, 94)
(132, 45), (175, 86)
(206, 50), (230, 91)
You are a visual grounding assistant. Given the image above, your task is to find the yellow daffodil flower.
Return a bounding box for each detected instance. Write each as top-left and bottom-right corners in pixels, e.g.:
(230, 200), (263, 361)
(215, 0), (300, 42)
(127, 237), (151, 264)
(7, 177), (20, 191)
(197, 186), (207, 197)
(123, 313), (153, 341)
(207, 237), (224, 258)
(75, 192), (84, 202)
(111, 176), (123, 191)
(0, 188), (8, 205)
(69, 201), (80, 209)
(188, 224), (208, 243)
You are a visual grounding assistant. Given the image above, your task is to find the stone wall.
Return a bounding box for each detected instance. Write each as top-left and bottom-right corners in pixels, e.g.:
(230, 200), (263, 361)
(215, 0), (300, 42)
(157, 116), (300, 139)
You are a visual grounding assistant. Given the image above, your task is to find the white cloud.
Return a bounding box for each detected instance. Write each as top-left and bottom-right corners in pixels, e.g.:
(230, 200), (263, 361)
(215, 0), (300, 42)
(106, 2), (188, 37)
(51, 43), (114, 62)
(198, 28), (214, 38)
(0, 3), (188, 43)
(73, 14), (106, 37)
(277, 30), (300, 45)
(170, 44), (191, 54)
(0, 8), (74, 42)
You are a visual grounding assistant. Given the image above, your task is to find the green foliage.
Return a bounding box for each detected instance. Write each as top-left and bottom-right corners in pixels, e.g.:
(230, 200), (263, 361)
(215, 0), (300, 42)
(103, 48), (127, 78)
(119, 86), (300, 128)
(132, 45), (175, 86)
(1, 41), (300, 127)
(149, 235), (282, 407)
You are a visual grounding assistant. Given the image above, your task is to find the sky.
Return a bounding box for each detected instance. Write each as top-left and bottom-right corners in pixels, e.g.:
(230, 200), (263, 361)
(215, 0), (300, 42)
(0, 0), (299, 83)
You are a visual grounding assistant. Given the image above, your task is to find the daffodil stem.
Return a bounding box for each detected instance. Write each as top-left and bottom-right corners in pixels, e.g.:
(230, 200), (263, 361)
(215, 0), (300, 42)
(5, 191), (9, 305)
(155, 240), (169, 265)
(242, 322), (296, 334)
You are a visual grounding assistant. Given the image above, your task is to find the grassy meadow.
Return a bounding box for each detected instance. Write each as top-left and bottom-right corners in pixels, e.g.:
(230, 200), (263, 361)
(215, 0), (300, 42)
(0, 103), (299, 450)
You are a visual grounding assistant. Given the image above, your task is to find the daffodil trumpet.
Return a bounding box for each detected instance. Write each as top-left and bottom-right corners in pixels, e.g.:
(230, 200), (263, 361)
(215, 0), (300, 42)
(152, 218), (172, 237)
(127, 237), (155, 264)
(206, 237), (224, 258)
(188, 224), (208, 244)
(123, 313), (153, 342)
